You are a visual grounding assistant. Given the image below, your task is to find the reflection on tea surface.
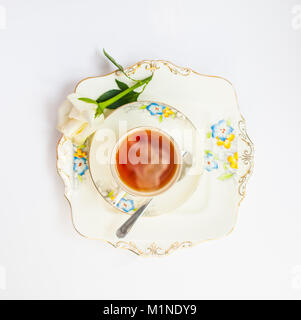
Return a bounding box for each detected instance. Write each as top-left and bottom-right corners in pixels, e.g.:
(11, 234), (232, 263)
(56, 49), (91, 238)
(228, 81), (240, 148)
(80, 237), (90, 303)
(116, 129), (179, 193)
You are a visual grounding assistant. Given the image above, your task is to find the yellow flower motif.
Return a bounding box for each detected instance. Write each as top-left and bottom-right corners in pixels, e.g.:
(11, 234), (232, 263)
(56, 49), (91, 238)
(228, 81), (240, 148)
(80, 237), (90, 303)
(74, 148), (87, 158)
(163, 107), (174, 118)
(216, 133), (235, 149)
(227, 152), (238, 169)
(107, 190), (116, 200)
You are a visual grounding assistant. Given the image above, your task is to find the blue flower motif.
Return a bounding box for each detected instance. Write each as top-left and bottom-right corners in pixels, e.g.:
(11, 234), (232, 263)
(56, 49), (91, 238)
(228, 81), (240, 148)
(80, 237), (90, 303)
(146, 103), (165, 115)
(117, 198), (135, 213)
(211, 120), (234, 142)
(73, 157), (88, 176)
(204, 151), (218, 172)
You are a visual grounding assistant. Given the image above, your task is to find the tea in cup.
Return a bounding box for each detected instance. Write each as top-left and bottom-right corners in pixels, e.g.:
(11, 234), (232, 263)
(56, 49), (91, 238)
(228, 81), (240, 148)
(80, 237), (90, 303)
(111, 127), (182, 197)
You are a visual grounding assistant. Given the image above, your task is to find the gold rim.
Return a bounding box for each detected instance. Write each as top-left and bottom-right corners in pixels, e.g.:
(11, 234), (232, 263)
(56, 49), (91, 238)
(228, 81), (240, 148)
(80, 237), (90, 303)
(56, 60), (254, 256)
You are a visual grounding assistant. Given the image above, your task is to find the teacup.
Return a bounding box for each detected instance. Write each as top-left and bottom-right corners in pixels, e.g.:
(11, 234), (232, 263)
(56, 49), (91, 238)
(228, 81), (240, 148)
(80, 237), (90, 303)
(88, 101), (203, 216)
(110, 126), (182, 198)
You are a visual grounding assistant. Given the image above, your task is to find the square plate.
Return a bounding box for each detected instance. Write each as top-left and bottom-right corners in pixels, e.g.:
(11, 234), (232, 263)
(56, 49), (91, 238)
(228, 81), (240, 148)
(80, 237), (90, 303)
(57, 60), (254, 256)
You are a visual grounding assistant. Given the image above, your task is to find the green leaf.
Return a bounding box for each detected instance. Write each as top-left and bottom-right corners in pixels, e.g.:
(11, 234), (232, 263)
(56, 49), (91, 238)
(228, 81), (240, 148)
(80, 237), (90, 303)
(159, 115), (163, 122)
(78, 97), (98, 104)
(218, 173), (233, 181)
(226, 119), (231, 126)
(106, 91), (140, 109)
(103, 49), (124, 72)
(206, 131), (212, 139)
(95, 74), (153, 116)
(95, 108), (104, 118)
(140, 105), (147, 109)
(115, 79), (129, 91)
(96, 89), (140, 110)
(96, 89), (121, 103)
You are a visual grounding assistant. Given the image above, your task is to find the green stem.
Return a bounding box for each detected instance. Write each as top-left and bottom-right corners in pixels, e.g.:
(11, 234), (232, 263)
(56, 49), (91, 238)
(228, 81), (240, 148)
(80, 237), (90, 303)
(103, 48), (138, 82)
(96, 75), (152, 116)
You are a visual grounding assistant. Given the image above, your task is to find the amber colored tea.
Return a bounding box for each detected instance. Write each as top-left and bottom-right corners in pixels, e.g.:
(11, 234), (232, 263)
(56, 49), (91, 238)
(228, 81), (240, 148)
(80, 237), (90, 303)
(115, 129), (179, 193)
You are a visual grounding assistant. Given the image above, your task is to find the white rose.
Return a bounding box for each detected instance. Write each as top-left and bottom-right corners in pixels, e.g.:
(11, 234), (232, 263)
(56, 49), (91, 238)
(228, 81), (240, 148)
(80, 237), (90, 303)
(57, 93), (104, 145)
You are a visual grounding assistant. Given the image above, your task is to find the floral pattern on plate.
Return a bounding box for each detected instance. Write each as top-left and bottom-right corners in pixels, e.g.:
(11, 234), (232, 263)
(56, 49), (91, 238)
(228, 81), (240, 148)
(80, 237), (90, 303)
(211, 119), (235, 149)
(116, 198), (135, 213)
(73, 145), (89, 181)
(100, 189), (137, 214)
(204, 151), (219, 172)
(205, 119), (238, 180)
(141, 103), (177, 122)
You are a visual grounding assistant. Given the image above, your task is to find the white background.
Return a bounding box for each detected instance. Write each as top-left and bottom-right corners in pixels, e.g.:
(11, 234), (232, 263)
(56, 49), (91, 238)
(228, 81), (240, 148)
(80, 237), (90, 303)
(0, 0), (300, 300)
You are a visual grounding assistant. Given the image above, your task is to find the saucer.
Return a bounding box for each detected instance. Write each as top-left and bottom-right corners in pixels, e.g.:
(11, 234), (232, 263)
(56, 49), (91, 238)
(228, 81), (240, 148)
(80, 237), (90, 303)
(57, 60), (254, 256)
(88, 101), (203, 216)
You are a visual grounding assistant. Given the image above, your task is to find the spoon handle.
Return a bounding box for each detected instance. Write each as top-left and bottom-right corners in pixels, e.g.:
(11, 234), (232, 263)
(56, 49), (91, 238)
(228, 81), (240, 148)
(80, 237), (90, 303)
(116, 199), (152, 238)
